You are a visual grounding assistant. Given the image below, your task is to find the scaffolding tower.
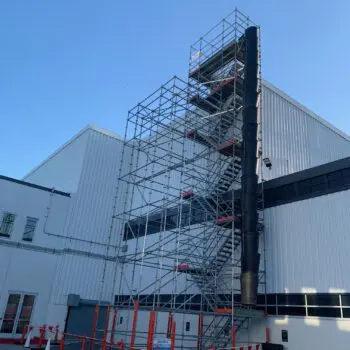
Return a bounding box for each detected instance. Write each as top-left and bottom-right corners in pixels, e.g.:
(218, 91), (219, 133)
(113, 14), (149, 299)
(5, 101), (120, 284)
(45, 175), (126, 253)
(113, 9), (266, 350)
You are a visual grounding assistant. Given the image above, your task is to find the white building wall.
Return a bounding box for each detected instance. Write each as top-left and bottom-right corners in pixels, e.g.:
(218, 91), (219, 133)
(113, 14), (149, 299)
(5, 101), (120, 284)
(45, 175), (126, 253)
(23, 129), (90, 193)
(0, 178), (71, 336)
(49, 128), (130, 305)
(261, 81), (350, 180)
(267, 316), (350, 350)
(0, 246), (60, 336)
(1, 126), (129, 334)
(0, 178), (70, 250)
(50, 254), (116, 304)
(265, 189), (350, 294)
(237, 315), (350, 350)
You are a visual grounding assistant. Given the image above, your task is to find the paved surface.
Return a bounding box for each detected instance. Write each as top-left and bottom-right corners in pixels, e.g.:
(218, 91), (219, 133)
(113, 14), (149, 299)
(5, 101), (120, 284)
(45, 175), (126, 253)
(0, 345), (61, 349)
(0, 344), (102, 350)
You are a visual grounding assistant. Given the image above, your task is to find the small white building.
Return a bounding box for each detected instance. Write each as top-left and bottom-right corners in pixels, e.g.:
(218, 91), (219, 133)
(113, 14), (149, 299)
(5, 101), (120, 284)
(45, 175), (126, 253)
(0, 175), (70, 336)
(0, 125), (127, 338)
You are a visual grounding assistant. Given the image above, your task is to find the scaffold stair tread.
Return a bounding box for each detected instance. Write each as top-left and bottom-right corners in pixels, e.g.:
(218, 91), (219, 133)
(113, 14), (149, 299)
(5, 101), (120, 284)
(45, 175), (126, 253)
(189, 83), (244, 114)
(186, 129), (241, 157)
(189, 37), (245, 83)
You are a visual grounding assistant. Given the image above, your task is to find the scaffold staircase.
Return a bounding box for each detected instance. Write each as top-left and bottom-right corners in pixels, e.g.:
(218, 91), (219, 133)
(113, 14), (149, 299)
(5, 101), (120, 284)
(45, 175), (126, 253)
(114, 9), (265, 349)
(180, 11), (264, 347)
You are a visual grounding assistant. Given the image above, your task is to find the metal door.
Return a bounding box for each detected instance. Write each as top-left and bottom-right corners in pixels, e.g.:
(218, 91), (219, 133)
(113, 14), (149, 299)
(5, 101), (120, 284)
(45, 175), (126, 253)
(65, 303), (108, 349)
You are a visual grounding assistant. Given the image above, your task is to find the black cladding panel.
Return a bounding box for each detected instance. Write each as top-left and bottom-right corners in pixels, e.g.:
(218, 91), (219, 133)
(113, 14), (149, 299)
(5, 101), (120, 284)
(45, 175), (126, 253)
(261, 344), (284, 350)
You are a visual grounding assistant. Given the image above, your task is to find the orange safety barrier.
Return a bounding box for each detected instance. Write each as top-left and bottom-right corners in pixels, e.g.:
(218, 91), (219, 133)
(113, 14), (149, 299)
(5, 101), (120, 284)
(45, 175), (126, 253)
(20, 325), (28, 344)
(59, 333), (65, 350)
(20, 324), (59, 347)
(81, 336), (87, 350)
(117, 340), (125, 350)
(110, 308), (117, 349)
(231, 326), (236, 349)
(170, 321), (176, 350)
(167, 312), (173, 338)
(266, 326), (270, 343)
(54, 325), (60, 343)
(102, 305), (111, 350)
(197, 314), (203, 350)
(130, 300), (139, 350)
(55, 331), (128, 350)
(38, 325), (46, 349)
(64, 333), (110, 350)
(90, 304), (100, 350)
(147, 311), (156, 350)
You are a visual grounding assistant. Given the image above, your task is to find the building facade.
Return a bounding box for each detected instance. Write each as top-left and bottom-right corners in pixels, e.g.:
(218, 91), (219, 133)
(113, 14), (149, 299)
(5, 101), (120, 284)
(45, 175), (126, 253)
(0, 81), (349, 349)
(1, 11), (350, 348)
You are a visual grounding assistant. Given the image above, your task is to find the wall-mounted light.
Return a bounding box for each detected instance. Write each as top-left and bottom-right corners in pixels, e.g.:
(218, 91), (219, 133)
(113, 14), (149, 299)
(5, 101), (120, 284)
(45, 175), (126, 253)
(263, 157), (272, 169)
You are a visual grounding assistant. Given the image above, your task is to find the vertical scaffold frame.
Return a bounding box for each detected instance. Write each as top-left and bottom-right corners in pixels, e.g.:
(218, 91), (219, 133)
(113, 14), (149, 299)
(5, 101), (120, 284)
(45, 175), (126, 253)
(111, 8), (266, 350)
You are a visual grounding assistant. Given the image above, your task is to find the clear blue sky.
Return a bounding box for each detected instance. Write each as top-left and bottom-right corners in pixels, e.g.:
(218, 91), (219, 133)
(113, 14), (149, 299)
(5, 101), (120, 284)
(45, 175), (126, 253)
(1, 0), (350, 179)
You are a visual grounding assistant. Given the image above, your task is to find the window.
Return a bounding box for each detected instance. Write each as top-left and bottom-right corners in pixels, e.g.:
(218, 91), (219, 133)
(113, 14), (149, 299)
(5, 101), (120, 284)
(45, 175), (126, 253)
(0, 293), (35, 334)
(278, 294), (305, 306)
(278, 306), (306, 317)
(308, 307), (341, 318)
(15, 295), (35, 334)
(341, 294), (350, 306)
(0, 212), (16, 237)
(119, 316), (123, 325)
(307, 293), (339, 306)
(22, 217), (38, 242)
(185, 321), (190, 332)
(0, 294), (21, 333)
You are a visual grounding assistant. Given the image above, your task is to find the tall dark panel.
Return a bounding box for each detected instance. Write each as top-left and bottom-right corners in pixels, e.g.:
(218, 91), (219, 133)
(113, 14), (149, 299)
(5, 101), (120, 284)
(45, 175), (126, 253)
(240, 26), (260, 306)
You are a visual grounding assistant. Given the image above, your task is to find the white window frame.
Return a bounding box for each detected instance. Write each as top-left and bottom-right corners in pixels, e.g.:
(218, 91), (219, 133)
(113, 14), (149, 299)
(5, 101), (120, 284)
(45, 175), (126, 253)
(0, 212), (16, 238)
(0, 291), (37, 336)
(22, 217), (39, 242)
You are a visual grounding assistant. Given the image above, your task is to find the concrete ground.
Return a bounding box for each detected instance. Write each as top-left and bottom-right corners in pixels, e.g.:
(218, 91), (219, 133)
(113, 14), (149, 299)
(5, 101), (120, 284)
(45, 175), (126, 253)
(0, 345), (61, 349)
(0, 344), (103, 349)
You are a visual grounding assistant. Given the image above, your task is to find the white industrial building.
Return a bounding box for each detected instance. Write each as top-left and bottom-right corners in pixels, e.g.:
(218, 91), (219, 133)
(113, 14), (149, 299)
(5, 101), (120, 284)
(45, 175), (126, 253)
(2, 10), (350, 350)
(1, 81), (350, 349)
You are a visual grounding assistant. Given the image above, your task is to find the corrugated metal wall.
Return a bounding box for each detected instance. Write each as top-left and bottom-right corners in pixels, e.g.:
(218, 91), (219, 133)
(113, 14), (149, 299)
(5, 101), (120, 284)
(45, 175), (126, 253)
(62, 129), (125, 248)
(24, 130), (90, 193)
(51, 254), (115, 304)
(261, 81), (350, 180)
(265, 189), (350, 293)
(50, 128), (129, 304)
